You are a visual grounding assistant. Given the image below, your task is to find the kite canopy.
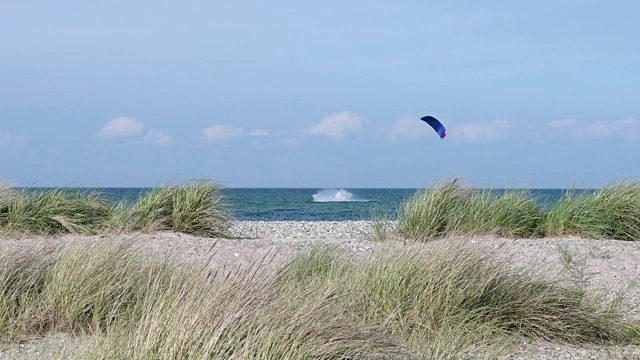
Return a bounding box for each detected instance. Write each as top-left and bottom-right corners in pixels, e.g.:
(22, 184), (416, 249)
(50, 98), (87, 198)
(420, 115), (447, 139)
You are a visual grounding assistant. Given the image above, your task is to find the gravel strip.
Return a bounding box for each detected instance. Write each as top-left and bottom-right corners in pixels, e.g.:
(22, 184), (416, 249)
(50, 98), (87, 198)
(228, 220), (384, 240)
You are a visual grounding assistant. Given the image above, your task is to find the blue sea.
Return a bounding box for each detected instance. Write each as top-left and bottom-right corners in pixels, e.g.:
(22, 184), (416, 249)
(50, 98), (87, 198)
(42, 187), (573, 221)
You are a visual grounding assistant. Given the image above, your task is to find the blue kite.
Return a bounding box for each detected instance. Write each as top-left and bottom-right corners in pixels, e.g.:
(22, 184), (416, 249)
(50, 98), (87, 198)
(420, 115), (447, 139)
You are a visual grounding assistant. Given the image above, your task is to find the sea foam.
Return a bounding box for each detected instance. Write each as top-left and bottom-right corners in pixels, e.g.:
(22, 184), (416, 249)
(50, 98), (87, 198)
(313, 189), (369, 202)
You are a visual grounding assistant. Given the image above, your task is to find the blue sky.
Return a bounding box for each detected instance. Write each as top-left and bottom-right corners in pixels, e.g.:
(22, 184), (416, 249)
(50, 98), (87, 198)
(1, 1), (638, 188)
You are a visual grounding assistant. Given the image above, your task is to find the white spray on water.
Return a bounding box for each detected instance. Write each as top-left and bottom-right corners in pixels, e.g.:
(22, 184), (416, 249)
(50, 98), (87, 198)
(312, 189), (370, 202)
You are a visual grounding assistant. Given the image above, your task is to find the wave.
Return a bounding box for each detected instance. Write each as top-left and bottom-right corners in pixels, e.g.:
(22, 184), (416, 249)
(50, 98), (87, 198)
(312, 189), (371, 202)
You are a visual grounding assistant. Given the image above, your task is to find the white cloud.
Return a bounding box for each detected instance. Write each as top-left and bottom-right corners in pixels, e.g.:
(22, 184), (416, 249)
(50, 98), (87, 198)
(548, 118), (578, 128)
(304, 111), (363, 139)
(452, 119), (511, 142)
(203, 125), (244, 142)
(143, 130), (173, 146)
(249, 128), (270, 137)
(99, 117), (144, 139)
(388, 118), (432, 141)
(547, 118), (640, 141)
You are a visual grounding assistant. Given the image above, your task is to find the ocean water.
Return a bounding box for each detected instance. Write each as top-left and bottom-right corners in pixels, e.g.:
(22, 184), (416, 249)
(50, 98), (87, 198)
(225, 188), (568, 221)
(28, 187), (572, 221)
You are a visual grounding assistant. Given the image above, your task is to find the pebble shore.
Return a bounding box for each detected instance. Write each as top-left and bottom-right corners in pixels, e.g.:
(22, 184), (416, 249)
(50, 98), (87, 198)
(228, 220), (391, 240)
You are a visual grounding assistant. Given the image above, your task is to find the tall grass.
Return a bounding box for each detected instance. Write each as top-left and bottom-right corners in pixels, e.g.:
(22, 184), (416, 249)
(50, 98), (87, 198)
(545, 182), (640, 241)
(487, 190), (545, 238)
(398, 179), (640, 242)
(0, 180), (232, 238)
(1, 239), (638, 359)
(281, 243), (640, 359)
(398, 179), (472, 241)
(398, 180), (544, 241)
(0, 244), (56, 339)
(0, 183), (14, 231)
(0, 182), (14, 206)
(114, 180), (232, 237)
(0, 241), (397, 359)
(95, 271), (395, 359)
(0, 189), (112, 236)
(36, 242), (176, 335)
(369, 207), (396, 242)
(0, 241), (176, 338)
(544, 189), (603, 238)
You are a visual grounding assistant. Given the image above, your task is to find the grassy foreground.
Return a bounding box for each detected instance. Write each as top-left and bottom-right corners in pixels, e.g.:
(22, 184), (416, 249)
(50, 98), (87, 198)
(0, 180), (232, 238)
(398, 179), (640, 242)
(1, 240), (638, 359)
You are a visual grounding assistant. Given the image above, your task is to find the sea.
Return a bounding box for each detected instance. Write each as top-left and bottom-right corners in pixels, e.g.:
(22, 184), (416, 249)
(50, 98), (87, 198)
(23, 188), (577, 221)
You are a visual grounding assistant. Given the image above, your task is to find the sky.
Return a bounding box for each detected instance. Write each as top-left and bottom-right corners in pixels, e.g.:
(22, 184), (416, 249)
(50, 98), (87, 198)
(1, 1), (639, 188)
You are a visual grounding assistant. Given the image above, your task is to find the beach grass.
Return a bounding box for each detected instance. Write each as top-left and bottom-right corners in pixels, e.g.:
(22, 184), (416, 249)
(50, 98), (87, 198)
(281, 243), (639, 358)
(398, 179), (640, 242)
(0, 182), (14, 206)
(0, 180), (232, 238)
(1, 240), (637, 359)
(0, 241), (398, 359)
(0, 241), (179, 339)
(397, 180), (545, 241)
(544, 182), (640, 241)
(117, 180), (232, 237)
(0, 189), (112, 236)
(369, 207), (396, 242)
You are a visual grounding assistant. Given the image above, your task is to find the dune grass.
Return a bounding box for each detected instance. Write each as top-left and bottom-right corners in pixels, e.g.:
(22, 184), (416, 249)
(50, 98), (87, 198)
(0, 241), (177, 339)
(0, 182), (14, 206)
(0, 241), (398, 359)
(280, 244), (639, 359)
(0, 180), (232, 238)
(117, 180), (232, 237)
(544, 182), (640, 241)
(369, 207), (397, 242)
(93, 269), (394, 359)
(0, 189), (112, 236)
(2, 240), (637, 359)
(397, 179), (640, 242)
(397, 180), (545, 241)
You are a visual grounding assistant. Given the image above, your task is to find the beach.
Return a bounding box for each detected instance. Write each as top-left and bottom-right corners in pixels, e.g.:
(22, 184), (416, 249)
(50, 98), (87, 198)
(2, 221), (640, 359)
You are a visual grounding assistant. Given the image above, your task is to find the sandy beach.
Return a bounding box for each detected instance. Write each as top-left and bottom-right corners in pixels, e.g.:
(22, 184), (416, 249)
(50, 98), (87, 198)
(2, 221), (640, 359)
